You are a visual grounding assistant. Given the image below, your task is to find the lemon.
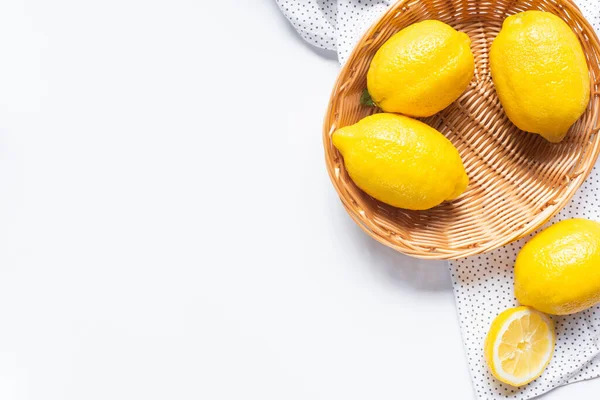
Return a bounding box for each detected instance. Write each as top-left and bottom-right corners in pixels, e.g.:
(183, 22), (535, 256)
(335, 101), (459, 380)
(484, 306), (555, 387)
(490, 11), (590, 143)
(515, 218), (600, 315)
(367, 20), (475, 117)
(332, 113), (468, 210)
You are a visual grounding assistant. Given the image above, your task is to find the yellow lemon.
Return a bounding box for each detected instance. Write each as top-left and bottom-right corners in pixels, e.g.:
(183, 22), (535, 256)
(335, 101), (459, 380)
(366, 20), (475, 117)
(484, 306), (555, 387)
(490, 11), (590, 143)
(515, 218), (600, 315)
(332, 113), (468, 210)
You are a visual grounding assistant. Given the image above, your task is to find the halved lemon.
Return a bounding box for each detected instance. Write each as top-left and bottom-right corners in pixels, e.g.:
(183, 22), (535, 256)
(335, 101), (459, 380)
(484, 306), (555, 386)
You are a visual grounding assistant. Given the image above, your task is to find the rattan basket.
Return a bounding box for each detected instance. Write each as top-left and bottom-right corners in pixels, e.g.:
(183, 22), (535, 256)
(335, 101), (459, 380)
(324, 0), (600, 259)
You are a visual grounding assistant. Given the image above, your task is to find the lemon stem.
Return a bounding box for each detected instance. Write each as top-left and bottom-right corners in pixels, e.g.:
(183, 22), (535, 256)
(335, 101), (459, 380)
(360, 88), (376, 107)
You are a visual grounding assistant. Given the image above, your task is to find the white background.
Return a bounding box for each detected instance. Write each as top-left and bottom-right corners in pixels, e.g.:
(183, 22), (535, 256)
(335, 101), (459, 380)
(0, 0), (597, 398)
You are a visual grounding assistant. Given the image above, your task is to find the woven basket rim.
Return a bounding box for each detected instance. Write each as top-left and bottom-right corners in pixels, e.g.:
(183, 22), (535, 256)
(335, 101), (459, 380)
(323, 0), (600, 259)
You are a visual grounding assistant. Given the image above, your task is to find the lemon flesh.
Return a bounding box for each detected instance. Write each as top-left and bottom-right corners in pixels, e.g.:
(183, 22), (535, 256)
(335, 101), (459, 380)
(484, 306), (555, 387)
(332, 113), (468, 210)
(515, 218), (600, 315)
(367, 20), (474, 118)
(490, 11), (590, 142)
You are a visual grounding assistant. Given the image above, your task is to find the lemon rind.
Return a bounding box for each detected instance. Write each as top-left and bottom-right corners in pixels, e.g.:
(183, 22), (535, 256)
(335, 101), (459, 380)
(491, 308), (555, 386)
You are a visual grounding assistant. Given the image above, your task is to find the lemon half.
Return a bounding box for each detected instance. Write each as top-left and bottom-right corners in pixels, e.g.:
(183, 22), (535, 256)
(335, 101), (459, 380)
(484, 306), (555, 387)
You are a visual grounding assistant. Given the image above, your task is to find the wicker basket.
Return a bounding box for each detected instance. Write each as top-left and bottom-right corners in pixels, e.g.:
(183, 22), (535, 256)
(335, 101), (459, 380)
(324, 0), (600, 260)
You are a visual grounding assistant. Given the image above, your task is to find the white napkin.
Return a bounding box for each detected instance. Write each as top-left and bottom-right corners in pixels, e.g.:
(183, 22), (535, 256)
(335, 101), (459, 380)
(277, 0), (600, 398)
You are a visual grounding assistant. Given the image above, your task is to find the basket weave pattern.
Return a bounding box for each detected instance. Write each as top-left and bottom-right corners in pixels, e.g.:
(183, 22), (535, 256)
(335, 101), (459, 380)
(324, 0), (600, 259)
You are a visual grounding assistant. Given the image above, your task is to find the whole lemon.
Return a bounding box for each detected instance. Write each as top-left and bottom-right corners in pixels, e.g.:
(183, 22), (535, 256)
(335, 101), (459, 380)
(490, 11), (590, 143)
(515, 219), (600, 315)
(366, 20), (475, 117)
(332, 113), (468, 210)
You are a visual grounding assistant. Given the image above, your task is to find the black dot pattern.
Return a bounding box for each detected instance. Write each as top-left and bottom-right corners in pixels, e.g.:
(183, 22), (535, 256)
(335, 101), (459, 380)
(449, 4), (600, 398)
(278, 0), (600, 397)
(276, 0), (600, 63)
(276, 0), (393, 63)
(451, 170), (600, 400)
(275, 0), (339, 53)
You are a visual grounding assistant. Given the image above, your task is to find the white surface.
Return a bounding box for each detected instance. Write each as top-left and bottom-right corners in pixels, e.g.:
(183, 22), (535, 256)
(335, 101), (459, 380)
(277, 1), (600, 396)
(0, 0), (595, 399)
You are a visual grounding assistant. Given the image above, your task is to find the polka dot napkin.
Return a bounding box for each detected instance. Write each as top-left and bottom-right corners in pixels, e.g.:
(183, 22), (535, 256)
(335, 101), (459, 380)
(276, 0), (393, 64)
(277, 0), (600, 398)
